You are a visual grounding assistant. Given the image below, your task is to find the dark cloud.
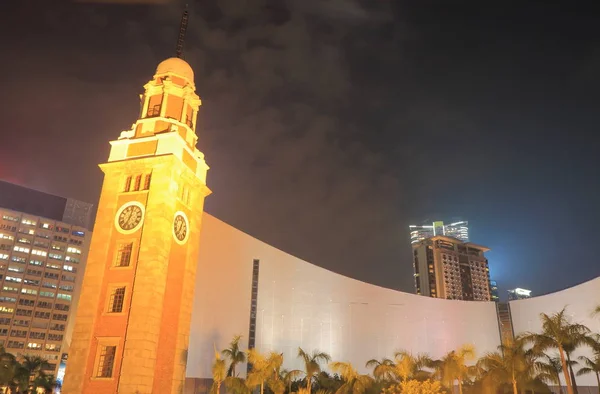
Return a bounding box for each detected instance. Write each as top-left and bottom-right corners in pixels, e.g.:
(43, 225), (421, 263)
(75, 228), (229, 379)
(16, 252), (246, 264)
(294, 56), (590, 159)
(1, 1), (600, 295)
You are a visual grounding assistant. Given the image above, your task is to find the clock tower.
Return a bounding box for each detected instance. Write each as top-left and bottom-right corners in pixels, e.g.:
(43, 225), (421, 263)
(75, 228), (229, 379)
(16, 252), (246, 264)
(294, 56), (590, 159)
(62, 56), (210, 394)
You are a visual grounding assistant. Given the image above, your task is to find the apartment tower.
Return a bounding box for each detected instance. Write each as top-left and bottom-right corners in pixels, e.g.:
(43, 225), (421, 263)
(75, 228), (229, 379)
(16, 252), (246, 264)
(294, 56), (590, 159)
(0, 181), (93, 377)
(412, 236), (492, 301)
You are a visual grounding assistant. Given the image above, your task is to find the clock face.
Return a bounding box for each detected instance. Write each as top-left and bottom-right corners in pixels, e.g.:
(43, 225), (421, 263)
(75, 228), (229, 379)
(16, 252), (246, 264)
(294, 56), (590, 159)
(115, 202), (144, 234)
(173, 212), (189, 244)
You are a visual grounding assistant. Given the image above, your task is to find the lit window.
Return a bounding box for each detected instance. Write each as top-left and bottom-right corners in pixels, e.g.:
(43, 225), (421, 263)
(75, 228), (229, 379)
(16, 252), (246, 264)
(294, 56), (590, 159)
(40, 291), (55, 298)
(0, 306), (14, 314)
(21, 219), (36, 226)
(27, 342), (42, 349)
(0, 233), (14, 240)
(67, 246), (81, 254)
(21, 288), (38, 295)
(96, 345), (117, 378)
(32, 249), (47, 257)
(108, 287), (125, 313)
(0, 254), (8, 260)
(115, 243), (133, 267)
(13, 246), (30, 254)
(57, 293), (72, 301)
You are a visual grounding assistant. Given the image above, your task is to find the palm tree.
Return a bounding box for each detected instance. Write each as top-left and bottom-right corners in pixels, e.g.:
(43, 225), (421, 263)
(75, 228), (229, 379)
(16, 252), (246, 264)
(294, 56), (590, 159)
(246, 349), (284, 394)
(211, 346), (227, 394)
(392, 351), (433, 382)
(576, 354), (600, 394)
(222, 335), (246, 377)
(0, 345), (17, 387)
(21, 354), (50, 386)
(525, 307), (592, 394)
(329, 361), (374, 394)
(297, 348), (332, 394)
(434, 344), (475, 394)
(365, 358), (395, 382)
(281, 368), (303, 393)
(536, 355), (564, 394)
(33, 373), (57, 393)
(477, 336), (534, 394)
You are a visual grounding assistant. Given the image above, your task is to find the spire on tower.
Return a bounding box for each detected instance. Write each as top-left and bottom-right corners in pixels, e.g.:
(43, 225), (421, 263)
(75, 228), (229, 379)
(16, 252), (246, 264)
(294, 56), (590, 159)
(175, 5), (189, 59)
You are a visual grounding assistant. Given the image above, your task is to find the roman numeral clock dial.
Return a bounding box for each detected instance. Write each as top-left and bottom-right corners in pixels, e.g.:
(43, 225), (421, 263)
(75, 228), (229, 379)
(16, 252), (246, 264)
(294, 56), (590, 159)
(173, 211), (189, 244)
(114, 202), (145, 234)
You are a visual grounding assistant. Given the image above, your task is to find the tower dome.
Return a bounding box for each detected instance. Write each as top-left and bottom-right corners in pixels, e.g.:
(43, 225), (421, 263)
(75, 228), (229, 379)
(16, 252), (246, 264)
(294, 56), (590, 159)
(155, 57), (194, 83)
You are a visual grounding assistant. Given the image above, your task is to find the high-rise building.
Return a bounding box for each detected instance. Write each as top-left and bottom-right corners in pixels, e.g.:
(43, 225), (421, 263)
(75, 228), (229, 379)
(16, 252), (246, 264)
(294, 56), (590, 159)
(508, 288), (532, 300)
(412, 235), (491, 301)
(409, 220), (469, 244)
(490, 280), (499, 302)
(62, 55), (211, 394)
(0, 183), (93, 377)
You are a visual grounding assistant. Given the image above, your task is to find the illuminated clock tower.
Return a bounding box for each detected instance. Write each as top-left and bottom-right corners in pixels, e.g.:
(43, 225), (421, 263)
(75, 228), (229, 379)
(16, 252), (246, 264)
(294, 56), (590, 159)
(62, 55), (210, 393)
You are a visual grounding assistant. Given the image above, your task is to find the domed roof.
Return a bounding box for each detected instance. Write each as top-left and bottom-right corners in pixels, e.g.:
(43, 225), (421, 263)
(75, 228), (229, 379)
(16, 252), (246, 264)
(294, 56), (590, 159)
(155, 57), (194, 82)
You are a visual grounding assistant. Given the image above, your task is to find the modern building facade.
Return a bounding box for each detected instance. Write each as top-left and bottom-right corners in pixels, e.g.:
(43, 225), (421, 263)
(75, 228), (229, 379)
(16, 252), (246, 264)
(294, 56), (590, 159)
(185, 213), (600, 392)
(490, 280), (499, 302)
(62, 56), (211, 394)
(409, 220), (469, 244)
(412, 236), (491, 301)
(0, 189), (93, 377)
(508, 288), (532, 300)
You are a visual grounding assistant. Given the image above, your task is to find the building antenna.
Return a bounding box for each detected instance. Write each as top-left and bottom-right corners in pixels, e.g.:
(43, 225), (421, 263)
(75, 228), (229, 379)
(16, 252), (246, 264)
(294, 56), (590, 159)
(175, 4), (189, 59)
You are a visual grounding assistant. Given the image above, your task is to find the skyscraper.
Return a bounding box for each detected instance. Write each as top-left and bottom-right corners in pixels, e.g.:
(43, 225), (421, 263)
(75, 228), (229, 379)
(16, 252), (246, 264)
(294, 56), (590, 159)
(412, 235), (491, 301)
(62, 55), (211, 394)
(0, 182), (93, 377)
(409, 220), (469, 244)
(507, 288), (532, 300)
(490, 280), (499, 302)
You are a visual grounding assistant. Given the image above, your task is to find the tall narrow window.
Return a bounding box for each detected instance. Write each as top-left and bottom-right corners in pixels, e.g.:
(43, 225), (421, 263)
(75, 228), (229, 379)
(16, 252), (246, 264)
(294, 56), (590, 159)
(96, 345), (117, 378)
(108, 287), (125, 313)
(143, 173), (152, 190)
(123, 176), (132, 192)
(133, 175), (142, 191)
(115, 243), (133, 267)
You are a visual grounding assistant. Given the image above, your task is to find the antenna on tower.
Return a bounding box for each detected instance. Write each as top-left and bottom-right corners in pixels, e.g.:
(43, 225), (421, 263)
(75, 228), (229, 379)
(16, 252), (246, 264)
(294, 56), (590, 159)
(175, 4), (189, 59)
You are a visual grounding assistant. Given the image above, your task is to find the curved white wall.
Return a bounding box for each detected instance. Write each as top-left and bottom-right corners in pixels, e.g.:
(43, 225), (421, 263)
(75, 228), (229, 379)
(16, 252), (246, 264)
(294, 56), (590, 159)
(187, 214), (501, 378)
(187, 213), (600, 388)
(510, 277), (600, 386)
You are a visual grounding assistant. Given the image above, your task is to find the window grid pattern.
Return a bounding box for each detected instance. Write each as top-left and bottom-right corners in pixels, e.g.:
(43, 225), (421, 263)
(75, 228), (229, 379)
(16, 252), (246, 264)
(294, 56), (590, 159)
(96, 345), (117, 378)
(115, 243), (133, 267)
(108, 287), (126, 313)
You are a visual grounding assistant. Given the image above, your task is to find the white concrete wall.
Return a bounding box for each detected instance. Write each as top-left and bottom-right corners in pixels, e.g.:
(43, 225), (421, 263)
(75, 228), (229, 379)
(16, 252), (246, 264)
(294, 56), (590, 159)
(187, 214), (502, 378)
(510, 277), (600, 387)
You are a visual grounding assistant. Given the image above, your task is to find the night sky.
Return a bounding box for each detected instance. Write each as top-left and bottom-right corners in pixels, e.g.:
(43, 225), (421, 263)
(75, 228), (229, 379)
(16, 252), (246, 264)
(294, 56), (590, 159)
(1, 1), (599, 298)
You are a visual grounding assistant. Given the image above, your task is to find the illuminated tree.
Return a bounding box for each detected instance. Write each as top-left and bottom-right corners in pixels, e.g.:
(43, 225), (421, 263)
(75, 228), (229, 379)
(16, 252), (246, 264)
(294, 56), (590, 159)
(222, 335), (247, 377)
(576, 353), (600, 393)
(393, 351), (433, 382)
(476, 336), (535, 394)
(382, 379), (445, 394)
(297, 348), (332, 394)
(432, 345), (475, 394)
(525, 307), (593, 394)
(536, 355), (564, 394)
(365, 358), (395, 382)
(329, 361), (374, 394)
(211, 347), (227, 394)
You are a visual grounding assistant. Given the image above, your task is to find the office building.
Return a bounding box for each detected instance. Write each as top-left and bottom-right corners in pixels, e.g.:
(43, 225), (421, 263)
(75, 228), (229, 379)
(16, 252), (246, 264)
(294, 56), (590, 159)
(0, 185), (93, 377)
(490, 280), (499, 302)
(412, 235), (491, 301)
(508, 288), (532, 300)
(409, 220), (469, 244)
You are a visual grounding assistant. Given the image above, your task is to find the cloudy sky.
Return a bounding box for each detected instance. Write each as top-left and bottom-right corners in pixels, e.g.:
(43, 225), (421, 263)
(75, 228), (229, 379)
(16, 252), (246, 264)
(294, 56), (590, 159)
(1, 1), (599, 297)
